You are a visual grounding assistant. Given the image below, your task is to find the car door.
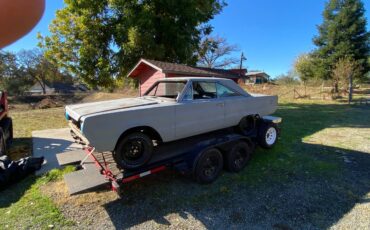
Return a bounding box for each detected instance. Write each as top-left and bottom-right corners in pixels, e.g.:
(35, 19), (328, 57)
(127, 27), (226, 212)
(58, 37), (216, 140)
(216, 82), (247, 127)
(175, 81), (225, 140)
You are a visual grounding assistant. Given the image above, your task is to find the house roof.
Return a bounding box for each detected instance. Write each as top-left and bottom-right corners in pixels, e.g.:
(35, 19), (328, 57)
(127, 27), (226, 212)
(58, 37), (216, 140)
(128, 59), (243, 79)
(245, 71), (270, 79)
(29, 82), (76, 91)
(50, 82), (76, 91)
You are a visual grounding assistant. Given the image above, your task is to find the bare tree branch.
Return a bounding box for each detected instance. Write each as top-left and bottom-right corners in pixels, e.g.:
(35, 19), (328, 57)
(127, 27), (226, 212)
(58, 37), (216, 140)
(197, 35), (239, 68)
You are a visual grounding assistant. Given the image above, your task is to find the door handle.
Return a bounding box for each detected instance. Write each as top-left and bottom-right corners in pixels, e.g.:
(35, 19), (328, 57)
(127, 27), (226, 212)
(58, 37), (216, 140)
(216, 102), (224, 107)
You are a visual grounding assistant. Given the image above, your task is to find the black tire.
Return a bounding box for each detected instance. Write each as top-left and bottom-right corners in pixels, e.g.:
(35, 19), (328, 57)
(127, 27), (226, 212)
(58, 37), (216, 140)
(225, 141), (252, 172)
(238, 116), (256, 136)
(194, 148), (223, 184)
(258, 123), (278, 149)
(113, 132), (153, 169)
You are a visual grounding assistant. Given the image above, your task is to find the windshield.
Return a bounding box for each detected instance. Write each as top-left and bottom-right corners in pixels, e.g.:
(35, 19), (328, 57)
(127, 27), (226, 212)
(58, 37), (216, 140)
(144, 81), (187, 99)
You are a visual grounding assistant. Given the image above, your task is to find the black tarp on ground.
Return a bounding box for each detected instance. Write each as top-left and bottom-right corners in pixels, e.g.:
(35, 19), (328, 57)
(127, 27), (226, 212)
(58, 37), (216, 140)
(0, 155), (44, 190)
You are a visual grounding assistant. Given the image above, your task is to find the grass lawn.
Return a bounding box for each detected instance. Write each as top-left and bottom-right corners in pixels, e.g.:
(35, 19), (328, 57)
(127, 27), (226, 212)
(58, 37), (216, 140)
(9, 107), (67, 159)
(1, 108), (71, 228)
(0, 98), (369, 228)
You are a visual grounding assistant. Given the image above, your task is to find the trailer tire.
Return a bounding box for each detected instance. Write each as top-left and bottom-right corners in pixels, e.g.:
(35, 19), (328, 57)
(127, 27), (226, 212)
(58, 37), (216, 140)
(258, 123), (278, 149)
(225, 141), (252, 172)
(114, 132), (153, 169)
(194, 148), (223, 184)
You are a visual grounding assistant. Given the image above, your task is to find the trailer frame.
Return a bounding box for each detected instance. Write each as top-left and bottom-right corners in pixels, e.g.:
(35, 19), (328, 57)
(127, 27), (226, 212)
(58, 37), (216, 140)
(61, 116), (281, 195)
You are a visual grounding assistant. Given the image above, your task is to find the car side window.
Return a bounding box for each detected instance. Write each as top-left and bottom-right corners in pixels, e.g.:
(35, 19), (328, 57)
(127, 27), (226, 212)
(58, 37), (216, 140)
(192, 82), (217, 100)
(216, 83), (240, 98)
(182, 85), (193, 101)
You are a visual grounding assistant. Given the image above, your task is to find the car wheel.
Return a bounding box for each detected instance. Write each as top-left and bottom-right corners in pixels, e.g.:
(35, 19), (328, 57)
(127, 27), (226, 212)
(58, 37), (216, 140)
(258, 123), (278, 149)
(194, 148), (223, 184)
(225, 141), (252, 172)
(114, 132), (153, 169)
(238, 116), (256, 136)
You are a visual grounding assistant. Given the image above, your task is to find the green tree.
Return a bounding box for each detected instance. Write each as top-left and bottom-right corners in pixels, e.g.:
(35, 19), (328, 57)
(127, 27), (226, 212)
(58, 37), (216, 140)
(17, 49), (72, 94)
(274, 71), (300, 85)
(294, 54), (316, 83)
(0, 51), (34, 95)
(39, 0), (225, 88)
(313, 0), (369, 81)
(332, 57), (362, 97)
(17, 49), (53, 94)
(0, 51), (18, 77)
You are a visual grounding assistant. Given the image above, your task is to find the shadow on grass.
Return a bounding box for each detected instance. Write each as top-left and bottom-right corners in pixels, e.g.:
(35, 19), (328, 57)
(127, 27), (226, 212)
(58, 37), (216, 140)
(8, 137), (32, 160)
(0, 135), (78, 208)
(0, 175), (38, 208)
(98, 103), (370, 229)
(0, 138), (35, 209)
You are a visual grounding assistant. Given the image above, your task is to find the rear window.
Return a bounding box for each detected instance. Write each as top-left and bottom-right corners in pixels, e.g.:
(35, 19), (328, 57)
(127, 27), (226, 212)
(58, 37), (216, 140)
(145, 81), (187, 99)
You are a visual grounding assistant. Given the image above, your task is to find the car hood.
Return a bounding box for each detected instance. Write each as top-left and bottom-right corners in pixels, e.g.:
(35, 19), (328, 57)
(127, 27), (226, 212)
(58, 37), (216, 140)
(65, 97), (158, 121)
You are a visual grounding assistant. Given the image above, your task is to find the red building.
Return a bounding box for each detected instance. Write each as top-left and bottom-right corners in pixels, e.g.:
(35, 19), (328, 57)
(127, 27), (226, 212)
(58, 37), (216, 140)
(127, 59), (246, 96)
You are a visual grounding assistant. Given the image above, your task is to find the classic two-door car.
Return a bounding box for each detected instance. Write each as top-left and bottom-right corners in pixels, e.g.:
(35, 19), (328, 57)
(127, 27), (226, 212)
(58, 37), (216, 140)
(66, 77), (278, 168)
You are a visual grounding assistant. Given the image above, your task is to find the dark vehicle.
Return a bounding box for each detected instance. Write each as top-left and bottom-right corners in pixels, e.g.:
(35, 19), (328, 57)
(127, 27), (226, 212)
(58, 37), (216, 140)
(0, 91), (13, 156)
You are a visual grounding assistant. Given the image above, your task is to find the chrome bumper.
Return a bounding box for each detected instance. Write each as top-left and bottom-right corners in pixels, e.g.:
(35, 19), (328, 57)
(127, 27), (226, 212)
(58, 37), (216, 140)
(262, 116), (282, 124)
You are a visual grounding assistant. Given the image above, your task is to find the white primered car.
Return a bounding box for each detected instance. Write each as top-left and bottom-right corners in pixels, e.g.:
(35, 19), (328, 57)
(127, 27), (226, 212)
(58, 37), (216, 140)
(66, 77), (278, 169)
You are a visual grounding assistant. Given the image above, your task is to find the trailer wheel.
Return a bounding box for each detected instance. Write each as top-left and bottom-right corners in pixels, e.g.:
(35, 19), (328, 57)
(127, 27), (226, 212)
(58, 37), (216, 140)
(114, 132), (153, 169)
(225, 141), (252, 172)
(258, 123), (278, 149)
(194, 148), (223, 184)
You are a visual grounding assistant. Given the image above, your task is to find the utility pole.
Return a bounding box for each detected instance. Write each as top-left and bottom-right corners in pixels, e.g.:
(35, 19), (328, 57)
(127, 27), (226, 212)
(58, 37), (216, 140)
(239, 52), (247, 77)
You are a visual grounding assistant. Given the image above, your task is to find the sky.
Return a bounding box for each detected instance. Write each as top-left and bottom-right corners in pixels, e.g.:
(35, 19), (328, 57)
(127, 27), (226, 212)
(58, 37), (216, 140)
(3, 0), (370, 78)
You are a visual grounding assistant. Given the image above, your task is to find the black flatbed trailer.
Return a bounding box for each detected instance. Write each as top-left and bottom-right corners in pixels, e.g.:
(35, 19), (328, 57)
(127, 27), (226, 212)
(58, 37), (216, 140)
(57, 116), (281, 195)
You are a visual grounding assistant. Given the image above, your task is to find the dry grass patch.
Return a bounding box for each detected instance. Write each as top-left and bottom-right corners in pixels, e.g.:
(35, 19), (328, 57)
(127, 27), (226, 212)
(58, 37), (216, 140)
(81, 89), (137, 103)
(304, 127), (370, 153)
(9, 107), (67, 159)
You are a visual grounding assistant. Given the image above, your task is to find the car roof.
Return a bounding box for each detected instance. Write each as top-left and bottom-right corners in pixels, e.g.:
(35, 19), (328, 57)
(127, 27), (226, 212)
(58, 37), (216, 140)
(157, 77), (233, 82)
(157, 77), (250, 97)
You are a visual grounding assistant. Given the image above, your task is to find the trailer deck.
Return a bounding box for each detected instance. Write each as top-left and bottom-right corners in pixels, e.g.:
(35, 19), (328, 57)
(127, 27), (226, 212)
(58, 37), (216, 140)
(57, 129), (247, 195)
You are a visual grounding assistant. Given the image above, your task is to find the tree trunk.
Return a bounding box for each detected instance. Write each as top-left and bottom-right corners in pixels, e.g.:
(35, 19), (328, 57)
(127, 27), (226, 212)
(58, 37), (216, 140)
(35, 78), (46, 94)
(41, 83), (46, 95)
(348, 73), (353, 104)
(334, 81), (339, 93)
